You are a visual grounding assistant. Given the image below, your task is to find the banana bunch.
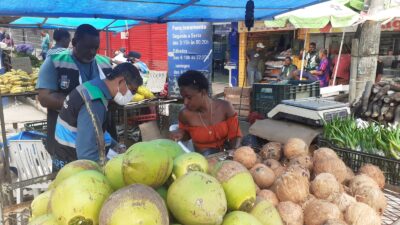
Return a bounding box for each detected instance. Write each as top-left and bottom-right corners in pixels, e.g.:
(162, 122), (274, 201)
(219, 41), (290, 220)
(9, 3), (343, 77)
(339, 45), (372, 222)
(0, 69), (39, 94)
(131, 86), (155, 102)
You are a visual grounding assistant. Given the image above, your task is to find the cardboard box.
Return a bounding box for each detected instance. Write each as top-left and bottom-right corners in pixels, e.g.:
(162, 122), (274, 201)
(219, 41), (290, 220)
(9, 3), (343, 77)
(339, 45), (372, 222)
(224, 87), (252, 97)
(225, 95), (251, 106)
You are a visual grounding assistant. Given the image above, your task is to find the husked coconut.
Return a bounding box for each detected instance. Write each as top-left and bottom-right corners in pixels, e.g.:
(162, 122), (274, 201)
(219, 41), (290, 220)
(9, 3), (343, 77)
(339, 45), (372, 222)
(286, 164), (311, 180)
(275, 171), (310, 203)
(349, 174), (380, 194)
(353, 186), (387, 215)
(359, 164), (385, 189)
(330, 192), (356, 212)
(311, 173), (340, 200)
(344, 167), (355, 185)
(233, 146), (257, 169)
(256, 154), (262, 164)
(313, 148), (338, 162)
(264, 159), (286, 178)
(250, 164), (276, 188)
(313, 157), (347, 183)
(260, 142), (282, 160)
(323, 219), (348, 225)
(283, 138), (309, 159)
(301, 194), (317, 210)
(277, 201), (303, 225)
(304, 200), (342, 225)
(289, 155), (313, 171)
(345, 202), (381, 225)
(257, 190), (279, 206)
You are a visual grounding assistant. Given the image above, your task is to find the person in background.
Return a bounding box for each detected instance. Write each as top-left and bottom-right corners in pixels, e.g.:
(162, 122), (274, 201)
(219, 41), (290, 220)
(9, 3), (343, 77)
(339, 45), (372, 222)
(40, 30), (50, 60)
(54, 63), (142, 168)
(169, 70), (242, 156)
(127, 51), (149, 85)
(292, 49), (330, 87)
(0, 29), (5, 42)
(46, 29), (71, 57)
(331, 45), (351, 85)
(304, 42), (319, 72)
(112, 48), (127, 65)
(279, 56), (297, 80)
(2, 34), (14, 48)
(36, 24), (113, 167)
(246, 42), (266, 86)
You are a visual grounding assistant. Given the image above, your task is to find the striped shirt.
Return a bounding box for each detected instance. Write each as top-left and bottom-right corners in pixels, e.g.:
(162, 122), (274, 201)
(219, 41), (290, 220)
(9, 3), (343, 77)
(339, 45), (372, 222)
(46, 47), (68, 57)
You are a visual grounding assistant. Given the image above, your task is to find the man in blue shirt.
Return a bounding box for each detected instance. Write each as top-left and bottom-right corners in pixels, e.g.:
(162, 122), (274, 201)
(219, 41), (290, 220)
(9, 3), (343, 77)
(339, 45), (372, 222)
(46, 29), (71, 57)
(40, 31), (50, 60)
(54, 63), (142, 169)
(36, 24), (112, 163)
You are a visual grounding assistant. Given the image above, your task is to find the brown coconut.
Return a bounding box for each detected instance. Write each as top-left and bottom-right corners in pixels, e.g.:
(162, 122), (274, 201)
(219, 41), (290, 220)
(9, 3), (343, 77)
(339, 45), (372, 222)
(289, 154), (314, 171)
(260, 142), (282, 160)
(311, 173), (341, 200)
(349, 174), (380, 194)
(313, 148), (338, 162)
(257, 190), (279, 206)
(313, 157), (347, 183)
(304, 200), (342, 225)
(274, 171), (310, 203)
(359, 164), (385, 189)
(283, 138), (309, 159)
(286, 164), (311, 180)
(344, 167), (355, 185)
(345, 202), (381, 225)
(353, 186), (387, 215)
(323, 219), (348, 225)
(264, 159), (286, 178)
(301, 194), (317, 210)
(255, 154), (262, 164)
(233, 146), (257, 169)
(330, 192), (356, 212)
(277, 201), (304, 225)
(250, 164), (276, 189)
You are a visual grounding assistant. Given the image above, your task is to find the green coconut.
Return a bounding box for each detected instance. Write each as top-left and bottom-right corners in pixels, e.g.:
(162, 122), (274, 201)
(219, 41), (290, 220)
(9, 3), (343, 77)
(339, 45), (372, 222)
(167, 171), (227, 225)
(250, 198), (284, 225)
(151, 139), (185, 159)
(50, 170), (113, 225)
(30, 190), (52, 220)
(104, 154), (125, 190)
(212, 160), (256, 211)
(222, 211), (263, 225)
(28, 214), (59, 225)
(99, 184), (169, 225)
(50, 160), (101, 189)
(123, 142), (173, 188)
(173, 152), (208, 178)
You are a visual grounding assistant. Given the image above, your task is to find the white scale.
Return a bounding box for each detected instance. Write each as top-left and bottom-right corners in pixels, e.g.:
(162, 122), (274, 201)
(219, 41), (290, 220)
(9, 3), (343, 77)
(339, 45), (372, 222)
(267, 98), (350, 126)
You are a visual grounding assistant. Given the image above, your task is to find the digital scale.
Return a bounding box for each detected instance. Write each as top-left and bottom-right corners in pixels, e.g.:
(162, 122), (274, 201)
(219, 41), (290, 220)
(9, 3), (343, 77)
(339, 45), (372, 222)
(267, 98), (350, 127)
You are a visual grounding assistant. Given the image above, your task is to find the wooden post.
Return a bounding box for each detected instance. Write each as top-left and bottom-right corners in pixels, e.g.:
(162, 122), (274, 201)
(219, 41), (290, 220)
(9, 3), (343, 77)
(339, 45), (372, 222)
(351, 0), (384, 101)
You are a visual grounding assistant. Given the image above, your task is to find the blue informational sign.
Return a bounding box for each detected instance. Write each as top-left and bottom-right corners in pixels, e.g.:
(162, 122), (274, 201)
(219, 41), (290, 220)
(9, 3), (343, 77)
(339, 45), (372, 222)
(167, 22), (213, 98)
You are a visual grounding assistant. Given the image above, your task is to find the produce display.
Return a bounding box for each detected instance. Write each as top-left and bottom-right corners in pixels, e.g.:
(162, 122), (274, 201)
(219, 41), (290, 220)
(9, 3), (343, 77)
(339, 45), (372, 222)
(353, 79), (400, 124)
(324, 117), (400, 159)
(0, 68), (38, 94)
(28, 137), (389, 225)
(131, 85), (155, 102)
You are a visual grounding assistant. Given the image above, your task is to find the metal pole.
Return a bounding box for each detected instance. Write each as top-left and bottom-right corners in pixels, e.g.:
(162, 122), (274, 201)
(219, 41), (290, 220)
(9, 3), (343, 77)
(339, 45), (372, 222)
(332, 31), (346, 86)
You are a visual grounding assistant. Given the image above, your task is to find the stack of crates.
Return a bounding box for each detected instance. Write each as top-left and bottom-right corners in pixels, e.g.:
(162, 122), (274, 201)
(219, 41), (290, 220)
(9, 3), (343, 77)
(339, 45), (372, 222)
(224, 87), (252, 118)
(252, 80), (320, 117)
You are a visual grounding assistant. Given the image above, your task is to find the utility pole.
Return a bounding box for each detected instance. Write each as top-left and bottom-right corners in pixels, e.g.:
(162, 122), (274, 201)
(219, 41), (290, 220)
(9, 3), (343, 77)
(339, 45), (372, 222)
(349, 0), (385, 103)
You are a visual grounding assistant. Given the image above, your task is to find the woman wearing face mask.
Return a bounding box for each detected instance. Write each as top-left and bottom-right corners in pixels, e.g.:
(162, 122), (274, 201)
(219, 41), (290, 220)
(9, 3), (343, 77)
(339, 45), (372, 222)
(170, 70), (242, 156)
(54, 63), (142, 170)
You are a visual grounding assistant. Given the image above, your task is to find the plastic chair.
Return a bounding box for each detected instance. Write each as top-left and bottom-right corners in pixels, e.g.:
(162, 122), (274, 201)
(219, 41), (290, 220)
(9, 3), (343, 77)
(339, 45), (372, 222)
(8, 140), (52, 204)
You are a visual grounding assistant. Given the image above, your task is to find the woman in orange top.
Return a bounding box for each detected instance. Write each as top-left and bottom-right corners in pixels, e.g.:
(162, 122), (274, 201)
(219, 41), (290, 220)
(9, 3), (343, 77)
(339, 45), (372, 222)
(170, 70), (242, 156)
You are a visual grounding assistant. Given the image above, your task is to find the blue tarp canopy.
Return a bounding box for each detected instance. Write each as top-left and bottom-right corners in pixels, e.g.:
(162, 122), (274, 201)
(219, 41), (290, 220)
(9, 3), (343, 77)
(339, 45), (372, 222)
(0, 0), (327, 23)
(10, 17), (140, 32)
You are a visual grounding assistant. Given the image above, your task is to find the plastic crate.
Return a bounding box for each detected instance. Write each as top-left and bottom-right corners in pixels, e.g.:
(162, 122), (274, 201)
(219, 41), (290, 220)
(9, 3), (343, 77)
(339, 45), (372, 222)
(318, 137), (400, 187)
(24, 120), (47, 134)
(252, 80), (320, 116)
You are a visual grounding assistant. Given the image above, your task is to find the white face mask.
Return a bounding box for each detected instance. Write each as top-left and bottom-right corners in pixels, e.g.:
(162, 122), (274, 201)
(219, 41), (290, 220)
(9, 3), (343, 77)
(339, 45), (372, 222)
(114, 81), (133, 105)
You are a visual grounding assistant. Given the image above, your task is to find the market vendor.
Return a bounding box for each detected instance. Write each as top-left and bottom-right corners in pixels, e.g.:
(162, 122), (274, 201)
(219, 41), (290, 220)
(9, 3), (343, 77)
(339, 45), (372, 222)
(127, 51), (149, 85)
(292, 49), (330, 87)
(170, 70), (242, 156)
(279, 57), (297, 80)
(304, 42), (320, 72)
(54, 63), (142, 169)
(36, 24), (113, 160)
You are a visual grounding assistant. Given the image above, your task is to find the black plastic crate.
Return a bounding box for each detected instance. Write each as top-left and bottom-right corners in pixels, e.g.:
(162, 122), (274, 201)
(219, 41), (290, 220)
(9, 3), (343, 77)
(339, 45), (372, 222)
(24, 120), (47, 134)
(318, 137), (400, 187)
(252, 80), (320, 116)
